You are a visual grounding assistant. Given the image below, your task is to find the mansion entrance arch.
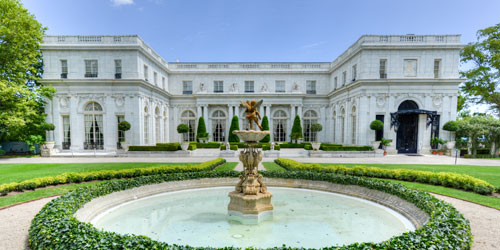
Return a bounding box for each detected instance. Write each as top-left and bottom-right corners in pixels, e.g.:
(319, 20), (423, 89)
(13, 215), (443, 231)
(396, 100), (418, 154)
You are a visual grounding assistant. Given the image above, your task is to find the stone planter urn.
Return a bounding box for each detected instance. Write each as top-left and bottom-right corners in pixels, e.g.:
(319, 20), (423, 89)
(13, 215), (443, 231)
(446, 141), (455, 150)
(121, 142), (129, 151)
(311, 142), (321, 151)
(372, 141), (381, 150)
(45, 141), (55, 150)
(181, 142), (189, 151)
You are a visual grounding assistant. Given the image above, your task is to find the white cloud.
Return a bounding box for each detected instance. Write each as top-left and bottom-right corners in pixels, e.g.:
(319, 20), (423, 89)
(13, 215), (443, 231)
(111, 0), (134, 6)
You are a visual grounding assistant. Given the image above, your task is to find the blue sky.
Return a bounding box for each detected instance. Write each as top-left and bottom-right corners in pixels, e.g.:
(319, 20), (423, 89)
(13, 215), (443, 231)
(22, 0), (500, 63)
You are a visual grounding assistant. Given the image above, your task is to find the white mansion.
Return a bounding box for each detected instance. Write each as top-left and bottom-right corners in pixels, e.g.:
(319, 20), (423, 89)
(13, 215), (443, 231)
(41, 34), (462, 154)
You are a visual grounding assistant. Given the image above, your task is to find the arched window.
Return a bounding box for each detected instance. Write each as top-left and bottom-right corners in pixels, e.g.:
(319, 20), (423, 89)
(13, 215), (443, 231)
(398, 100), (419, 111)
(163, 110), (168, 143)
(273, 110), (288, 142)
(212, 110), (226, 142)
(181, 110), (196, 142)
(332, 110), (336, 142)
(155, 107), (161, 143)
(340, 108), (345, 144)
(303, 110), (318, 142)
(351, 106), (357, 145)
(144, 106), (150, 144)
(84, 102), (104, 150)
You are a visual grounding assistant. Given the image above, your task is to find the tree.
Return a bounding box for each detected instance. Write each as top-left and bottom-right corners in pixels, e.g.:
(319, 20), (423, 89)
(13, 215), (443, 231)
(0, 0), (55, 144)
(290, 115), (303, 143)
(460, 23), (500, 114)
(456, 116), (490, 157)
(228, 116), (240, 143)
(310, 123), (323, 142)
(260, 116), (270, 142)
(177, 124), (189, 142)
(196, 117), (208, 142)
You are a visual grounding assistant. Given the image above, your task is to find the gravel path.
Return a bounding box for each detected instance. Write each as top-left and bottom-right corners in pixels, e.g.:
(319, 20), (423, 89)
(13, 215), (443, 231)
(0, 193), (497, 250)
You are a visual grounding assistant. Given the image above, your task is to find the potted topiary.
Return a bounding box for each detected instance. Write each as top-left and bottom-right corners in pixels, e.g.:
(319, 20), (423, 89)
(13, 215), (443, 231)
(118, 121), (131, 151)
(380, 138), (392, 156)
(369, 120), (384, 150)
(443, 120), (458, 150)
(177, 123), (190, 151)
(42, 123), (56, 150)
(310, 123), (323, 150)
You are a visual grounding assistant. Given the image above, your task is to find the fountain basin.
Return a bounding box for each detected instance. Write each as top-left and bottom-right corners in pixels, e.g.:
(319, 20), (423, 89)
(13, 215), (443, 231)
(232, 130), (270, 143)
(76, 178), (429, 249)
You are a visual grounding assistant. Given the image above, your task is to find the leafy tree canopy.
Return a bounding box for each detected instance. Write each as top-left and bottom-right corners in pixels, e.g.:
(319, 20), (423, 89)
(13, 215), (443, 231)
(460, 23), (500, 114)
(0, 0), (55, 143)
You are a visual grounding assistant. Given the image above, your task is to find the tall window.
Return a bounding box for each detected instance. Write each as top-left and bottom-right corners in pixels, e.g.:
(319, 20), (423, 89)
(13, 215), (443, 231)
(375, 115), (384, 142)
(245, 81), (254, 93)
(114, 59), (122, 79)
(62, 115), (71, 149)
(84, 102), (103, 149)
(144, 65), (149, 81)
(342, 71), (346, 86)
(84, 60), (98, 78)
(163, 111), (168, 143)
(351, 106), (357, 145)
(212, 110), (226, 142)
(306, 80), (316, 94)
(332, 111), (336, 142)
(275, 80), (285, 93)
(183, 81), (193, 94)
(273, 110), (287, 142)
(380, 59), (387, 79)
(155, 107), (161, 143)
(60, 60), (68, 79)
(303, 110), (318, 142)
(154, 72), (158, 85)
(214, 81), (224, 93)
(434, 59), (441, 78)
(144, 106), (149, 144)
(181, 110), (196, 142)
(116, 115), (125, 148)
(352, 64), (357, 81)
(334, 77), (338, 90)
(340, 108), (345, 144)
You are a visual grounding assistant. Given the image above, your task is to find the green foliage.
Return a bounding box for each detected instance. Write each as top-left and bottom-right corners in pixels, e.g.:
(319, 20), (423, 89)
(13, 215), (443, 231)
(369, 120), (384, 131)
(196, 117), (208, 141)
(193, 142), (221, 148)
(464, 154), (499, 159)
(0, 149), (4, 156)
(129, 143), (180, 151)
(29, 171), (472, 249)
(460, 23), (500, 114)
(0, 158), (226, 196)
(187, 142), (197, 151)
(431, 137), (446, 147)
(176, 123), (189, 134)
(228, 115), (240, 142)
(290, 115), (303, 143)
(40, 123), (55, 131)
(0, 0), (55, 143)
(118, 121), (131, 132)
(380, 138), (392, 147)
(320, 145), (373, 151)
(275, 158), (495, 195)
(274, 143), (280, 151)
(310, 123), (323, 133)
(25, 135), (44, 151)
(456, 115), (500, 157)
(279, 142), (312, 148)
(260, 116), (270, 142)
(443, 120), (458, 132)
(229, 144), (238, 151)
(220, 144), (226, 150)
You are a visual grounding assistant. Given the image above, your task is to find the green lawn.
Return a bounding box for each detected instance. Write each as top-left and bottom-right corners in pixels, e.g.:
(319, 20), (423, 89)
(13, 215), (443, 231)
(262, 162), (286, 171)
(0, 162), (193, 184)
(316, 163), (500, 187)
(215, 162), (238, 171)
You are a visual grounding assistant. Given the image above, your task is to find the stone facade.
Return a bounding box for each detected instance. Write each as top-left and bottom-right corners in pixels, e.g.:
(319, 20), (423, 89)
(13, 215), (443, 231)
(41, 34), (463, 154)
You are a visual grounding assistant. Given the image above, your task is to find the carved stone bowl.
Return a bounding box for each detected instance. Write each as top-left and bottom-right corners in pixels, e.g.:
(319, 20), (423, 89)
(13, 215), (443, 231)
(233, 130), (270, 143)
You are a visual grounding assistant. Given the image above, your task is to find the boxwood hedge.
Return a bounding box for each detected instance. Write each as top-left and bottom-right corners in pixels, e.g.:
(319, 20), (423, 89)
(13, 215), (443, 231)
(275, 158), (495, 195)
(0, 158), (226, 196)
(29, 171), (472, 249)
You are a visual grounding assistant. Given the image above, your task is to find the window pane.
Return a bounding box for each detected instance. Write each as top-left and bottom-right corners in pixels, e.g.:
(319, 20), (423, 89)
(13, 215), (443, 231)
(183, 81), (193, 94)
(245, 81), (254, 93)
(275, 80), (285, 93)
(306, 80), (316, 94)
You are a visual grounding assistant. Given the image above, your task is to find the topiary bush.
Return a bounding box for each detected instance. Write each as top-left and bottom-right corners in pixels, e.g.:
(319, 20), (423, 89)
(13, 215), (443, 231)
(118, 121), (131, 132)
(260, 116), (270, 142)
(274, 158), (495, 195)
(443, 120), (458, 132)
(228, 115), (240, 142)
(290, 115), (303, 143)
(29, 171), (472, 249)
(370, 120), (384, 131)
(196, 117), (208, 142)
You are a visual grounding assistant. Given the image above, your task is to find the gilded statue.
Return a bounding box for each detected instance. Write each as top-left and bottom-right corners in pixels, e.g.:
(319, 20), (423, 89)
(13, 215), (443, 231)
(241, 100), (263, 130)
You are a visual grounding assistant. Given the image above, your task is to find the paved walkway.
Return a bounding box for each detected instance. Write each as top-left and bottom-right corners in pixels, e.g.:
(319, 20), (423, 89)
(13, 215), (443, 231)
(0, 192), (497, 250)
(1, 154), (499, 166)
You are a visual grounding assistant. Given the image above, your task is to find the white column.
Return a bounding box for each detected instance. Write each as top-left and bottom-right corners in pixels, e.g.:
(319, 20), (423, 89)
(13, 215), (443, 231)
(164, 104), (170, 142)
(104, 95), (117, 150)
(386, 95), (397, 154)
(320, 105), (326, 143)
(298, 105), (303, 117)
(70, 96), (82, 151)
(358, 96), (369, 146)
(173, 106), (179, 142)
(268, 105), (273, 142)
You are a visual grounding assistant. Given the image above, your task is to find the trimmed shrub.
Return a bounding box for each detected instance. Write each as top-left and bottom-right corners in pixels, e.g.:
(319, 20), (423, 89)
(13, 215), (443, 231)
(0, 158), (226, 196)
(229, 144), (238, 151)
(118, 121), (131, 132)
(228, 115), (240, 142)
(196, 117), (208, 141)
(195, 142), (221, 148)
(464, 154), (499, 159)
(290, 115), (302, 143)
(274, 158), (495, 195)
(29, 171), (472, 249)
(220, 144), (227, 150)
(0, 149), (5, 156)
(187, 143), (197, 151)
(274, 144), (280, 151)
(260, 116), (270, 142)
(279, 142), (312, 149)
(129, 145), (179, 151)
(320, 145), (373, 151)
(369, 120), (384, 131)
(443, 120), (458, 132)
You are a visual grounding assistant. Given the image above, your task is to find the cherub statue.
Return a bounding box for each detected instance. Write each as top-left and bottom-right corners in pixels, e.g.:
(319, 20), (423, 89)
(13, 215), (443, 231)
(241, 100), (263, 130)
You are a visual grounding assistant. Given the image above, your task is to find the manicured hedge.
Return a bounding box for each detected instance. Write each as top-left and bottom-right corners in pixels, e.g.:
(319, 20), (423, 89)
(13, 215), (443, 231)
(320, 145), (373, 151)
(129, 143), (181, 151)
(274, 144), (280, 151)
(275, 158), (495, 195)
(279, 142), (312, 148)
(29, 171), (472, 249)
(464, 154), (499, 159)
(220, 144), (227, 150)
(193, 142), (221, 148)
(0, 158), (226, 196)
(229, 144), (238, 151)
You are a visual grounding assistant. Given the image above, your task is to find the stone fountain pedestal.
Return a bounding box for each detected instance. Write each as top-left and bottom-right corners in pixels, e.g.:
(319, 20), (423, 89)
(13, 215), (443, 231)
(228, 130), (273, 224)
